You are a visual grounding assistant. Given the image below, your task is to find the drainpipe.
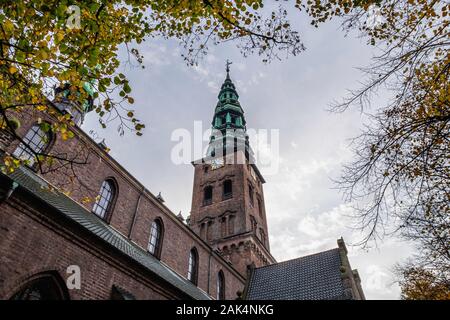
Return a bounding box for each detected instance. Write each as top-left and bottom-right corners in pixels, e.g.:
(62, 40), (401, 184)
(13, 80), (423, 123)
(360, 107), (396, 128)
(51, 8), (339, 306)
(0, 181), (19, 204)
(128, 187), (145, 239)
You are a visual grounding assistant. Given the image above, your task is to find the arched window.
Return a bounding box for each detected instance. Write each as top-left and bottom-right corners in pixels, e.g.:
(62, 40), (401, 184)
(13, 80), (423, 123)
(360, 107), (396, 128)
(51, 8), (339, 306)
(250, 215), (257, 231)
(10, 272), (70, 300)
(220, 216), (227, 237)
(228, 215), (235, 235)
(259, 228), (266, 246)
(92, 179), (116, 220)
(13, 124), (52, 166)
(200, 222), (206, 239)
(257, 197), (263, 217)
(203, 186), (213, 206)
(248, 185), (254, 206)
(148, 218), (164, 258)
(187, 248), (199, 285)
(206, 220), (213, 241)
(223, 180), (232, 199)
(217, 271), (225, 300)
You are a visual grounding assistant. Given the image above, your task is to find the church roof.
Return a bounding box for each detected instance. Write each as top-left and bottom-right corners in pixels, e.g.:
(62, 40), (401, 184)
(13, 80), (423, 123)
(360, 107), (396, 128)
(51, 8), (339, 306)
(4, 166), (211, 300)
(245, 248), (352, 300)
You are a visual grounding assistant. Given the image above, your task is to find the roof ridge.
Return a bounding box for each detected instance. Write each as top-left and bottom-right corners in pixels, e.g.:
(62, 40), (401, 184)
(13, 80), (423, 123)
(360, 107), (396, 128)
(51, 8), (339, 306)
(246, 247), (346, 300)
(254, 247), (339, 270)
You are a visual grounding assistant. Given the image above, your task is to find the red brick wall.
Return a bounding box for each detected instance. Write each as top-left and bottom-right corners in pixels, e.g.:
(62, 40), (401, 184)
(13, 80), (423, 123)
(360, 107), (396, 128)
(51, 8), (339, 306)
(128, 193), (244, 299)
(190, 162), (247, 237)
(0, 199), (180, 300)
(190, 155), (271, 251)
(1, 109), (245, 300)
(243, 164), (270, 250)
(189, 151), (275, 276)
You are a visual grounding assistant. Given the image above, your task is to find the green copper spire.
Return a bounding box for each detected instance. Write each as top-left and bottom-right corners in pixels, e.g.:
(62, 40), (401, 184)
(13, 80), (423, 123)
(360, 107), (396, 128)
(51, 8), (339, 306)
(53, 78), (96, 126)
(207, 61), (251, 159)
(212, 60), (246, 130)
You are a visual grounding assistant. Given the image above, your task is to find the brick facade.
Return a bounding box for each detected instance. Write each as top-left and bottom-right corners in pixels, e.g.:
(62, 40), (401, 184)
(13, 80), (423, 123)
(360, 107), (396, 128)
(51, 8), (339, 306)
(190, 151), (276, 277)
(0, 107), (245, 300)
(0, 195), (179, 300)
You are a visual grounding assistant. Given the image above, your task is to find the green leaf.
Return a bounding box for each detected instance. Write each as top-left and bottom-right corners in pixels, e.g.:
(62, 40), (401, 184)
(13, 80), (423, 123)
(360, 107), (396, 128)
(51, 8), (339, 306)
(123, 83), (131, 94)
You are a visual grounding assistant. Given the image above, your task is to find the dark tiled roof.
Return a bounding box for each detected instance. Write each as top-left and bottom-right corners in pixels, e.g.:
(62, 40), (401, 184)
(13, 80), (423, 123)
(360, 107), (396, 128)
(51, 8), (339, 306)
(246, 248), (351, 300)
(5, 166), (210, 300)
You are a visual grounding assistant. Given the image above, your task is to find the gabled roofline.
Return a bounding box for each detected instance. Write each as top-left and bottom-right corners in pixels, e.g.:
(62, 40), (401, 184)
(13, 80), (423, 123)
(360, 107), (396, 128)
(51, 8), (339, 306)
(251, 247), (339, 272)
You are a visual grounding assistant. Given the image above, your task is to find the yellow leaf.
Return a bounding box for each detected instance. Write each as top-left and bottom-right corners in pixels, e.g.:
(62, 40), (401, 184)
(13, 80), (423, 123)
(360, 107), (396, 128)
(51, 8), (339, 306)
(81, 196), (92, 204)
(56, 31), (65, 42)
(3, 20), (14, 33)
(9, 66), (17, 74)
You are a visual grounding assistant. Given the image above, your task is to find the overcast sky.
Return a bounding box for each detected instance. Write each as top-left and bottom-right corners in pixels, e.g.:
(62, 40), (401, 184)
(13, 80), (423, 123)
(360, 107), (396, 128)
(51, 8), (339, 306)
(83, 6), (415, 300)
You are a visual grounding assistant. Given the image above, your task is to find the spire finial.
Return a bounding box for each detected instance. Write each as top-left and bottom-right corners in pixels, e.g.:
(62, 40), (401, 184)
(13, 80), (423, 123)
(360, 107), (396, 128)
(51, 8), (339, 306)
(226, 59), (232, 76)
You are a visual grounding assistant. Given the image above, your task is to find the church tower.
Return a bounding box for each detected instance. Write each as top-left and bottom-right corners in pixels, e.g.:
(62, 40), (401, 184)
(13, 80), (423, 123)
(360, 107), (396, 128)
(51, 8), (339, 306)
(190, 62), (276, 277)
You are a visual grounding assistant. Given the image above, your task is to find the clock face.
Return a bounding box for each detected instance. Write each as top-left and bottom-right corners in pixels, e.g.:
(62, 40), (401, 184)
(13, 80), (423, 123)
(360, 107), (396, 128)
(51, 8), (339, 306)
(211, 158), (224, 170)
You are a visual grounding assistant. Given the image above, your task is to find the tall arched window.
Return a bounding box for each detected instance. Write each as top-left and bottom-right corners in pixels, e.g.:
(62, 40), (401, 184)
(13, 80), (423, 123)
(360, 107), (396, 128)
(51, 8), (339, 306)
(206, 220), (213, 241)
(257, 197), (263, 217)
(13, 124), (52, 166)
(223, 180), (233, 199)
(248, 185), (254, 206)
(148, 218), (164, 258)
(10, 272), (70, 300)
(259, 228), (266, 246)
(92, 179), (116, 220)
(250, 215), (257, 231)
(203, 186), (213, 206)
(200, 222), (206, 239)
(220, 216), (227, 237)
(217, 271), (225, 300)
(228, 215), (235, 235)
(187, 248), (199, 285)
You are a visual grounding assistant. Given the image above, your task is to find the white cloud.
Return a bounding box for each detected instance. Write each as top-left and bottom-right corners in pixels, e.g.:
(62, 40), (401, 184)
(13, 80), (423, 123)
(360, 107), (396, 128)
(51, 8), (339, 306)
(297, 215), (322, 237)
(207, 81), (219, 91)
(206, 54), (217, 63)
(141, 43), (171, 67)
(235, 62), (246, 71)
(268, 157), (336, 202)
(363, 265), (399, 300)
(296, 204), (352, 239)
(193, 64), (210, 78)
(183, 58), (268, 95)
